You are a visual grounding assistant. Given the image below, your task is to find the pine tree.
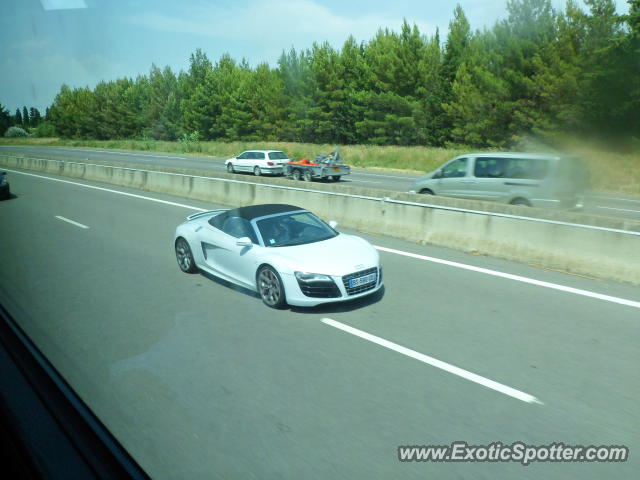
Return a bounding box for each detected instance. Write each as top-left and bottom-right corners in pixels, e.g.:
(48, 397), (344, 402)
(442, 5), (471, 87)
(244, 63), (285, 140)
(278, 48), (317, 142)
(0, 103), (11, 136)
(29, 107), (42, 126)
(22, 106), (29, 128)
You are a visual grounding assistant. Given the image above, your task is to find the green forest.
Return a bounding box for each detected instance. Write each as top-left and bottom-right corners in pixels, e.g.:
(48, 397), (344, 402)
(2, 0), (638, 148)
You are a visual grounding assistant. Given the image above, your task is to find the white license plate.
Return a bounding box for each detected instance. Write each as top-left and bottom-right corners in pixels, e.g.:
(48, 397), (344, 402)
(349, 273), (377, 288)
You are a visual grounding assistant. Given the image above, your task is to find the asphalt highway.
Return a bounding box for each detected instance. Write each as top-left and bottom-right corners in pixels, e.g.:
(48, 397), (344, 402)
(2, 144), (639, 221)
(0, 144), (416, 191)
(1, 169), (639, 479)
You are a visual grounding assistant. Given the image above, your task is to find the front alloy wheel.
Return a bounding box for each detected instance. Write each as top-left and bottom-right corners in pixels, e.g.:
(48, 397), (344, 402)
(257, 266), (286, 308)
(175, 237), (198, 273)
(227, 163), (235, 173)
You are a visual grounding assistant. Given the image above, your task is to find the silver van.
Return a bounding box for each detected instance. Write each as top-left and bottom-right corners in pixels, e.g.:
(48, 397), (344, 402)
(411, 152), (587, 209)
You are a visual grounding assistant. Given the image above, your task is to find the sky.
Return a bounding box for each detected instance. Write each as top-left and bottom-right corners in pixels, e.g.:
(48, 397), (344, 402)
(0, 0), (632, 114)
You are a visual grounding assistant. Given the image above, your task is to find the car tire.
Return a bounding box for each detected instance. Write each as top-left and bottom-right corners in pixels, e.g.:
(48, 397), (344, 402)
(175, 237), (198, 273)
(303, 170), (312, 182)
(510, 198), (531, 207)
(227, 163), (235, 173)
(254, 166), (261, 176)
(330, 175), (341, 182)
(419, 189), (434, 195)
(291, 169), (302, 181)
(257, 266), (286, 309)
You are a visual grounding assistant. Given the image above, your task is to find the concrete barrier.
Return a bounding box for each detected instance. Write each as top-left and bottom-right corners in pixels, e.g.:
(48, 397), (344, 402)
(3, 154), (640, 285)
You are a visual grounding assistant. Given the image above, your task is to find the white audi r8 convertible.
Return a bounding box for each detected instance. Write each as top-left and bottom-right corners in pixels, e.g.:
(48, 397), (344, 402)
(174, 204), (383, 308)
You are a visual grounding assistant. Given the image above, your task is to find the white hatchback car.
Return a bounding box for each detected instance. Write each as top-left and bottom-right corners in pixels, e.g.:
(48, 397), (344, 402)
(225, 150), (290, 176)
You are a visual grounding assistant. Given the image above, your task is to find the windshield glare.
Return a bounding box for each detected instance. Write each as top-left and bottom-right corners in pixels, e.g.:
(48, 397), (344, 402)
(256, 212), (337, 247)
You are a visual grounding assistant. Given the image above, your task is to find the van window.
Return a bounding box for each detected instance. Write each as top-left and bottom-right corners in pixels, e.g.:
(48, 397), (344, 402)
(441, 158), (468, 178)
(474, 157), (507, 178)
(504, 158), (549, 179)
(252, 152), (266, 160)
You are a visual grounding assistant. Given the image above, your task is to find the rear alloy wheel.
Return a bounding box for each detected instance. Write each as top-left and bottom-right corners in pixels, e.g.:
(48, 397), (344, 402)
(254, 166), (262, 176)
(175, 237), (198, 273)
(257, 266), (286, 308)
(303, 170), (313, 182)
(227, 163), (235, 173)
(291, 169), (302, 181)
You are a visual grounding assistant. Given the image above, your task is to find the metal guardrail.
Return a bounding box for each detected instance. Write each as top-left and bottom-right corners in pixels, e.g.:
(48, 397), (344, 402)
(5, 155), (640, 237)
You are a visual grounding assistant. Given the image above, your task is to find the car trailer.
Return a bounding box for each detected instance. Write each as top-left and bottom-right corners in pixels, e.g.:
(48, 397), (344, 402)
(285, 147), (351, 182)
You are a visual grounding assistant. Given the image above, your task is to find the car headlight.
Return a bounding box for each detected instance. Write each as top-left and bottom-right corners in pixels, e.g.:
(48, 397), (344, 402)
(294, 271), (334, 282)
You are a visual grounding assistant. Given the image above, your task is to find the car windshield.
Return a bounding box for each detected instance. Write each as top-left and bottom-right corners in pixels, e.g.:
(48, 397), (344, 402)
(256, 211), (337, 247)
(268, 151), (288, 160)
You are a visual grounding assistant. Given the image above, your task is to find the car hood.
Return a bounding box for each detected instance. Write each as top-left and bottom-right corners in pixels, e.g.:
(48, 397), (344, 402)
(415, 171), (435, 183)
(269, 234), (379, 276)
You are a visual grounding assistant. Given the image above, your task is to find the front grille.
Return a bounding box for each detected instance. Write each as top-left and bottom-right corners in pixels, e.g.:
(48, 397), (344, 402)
(342, 267), (378, 296)
(297, 279), (342, 298)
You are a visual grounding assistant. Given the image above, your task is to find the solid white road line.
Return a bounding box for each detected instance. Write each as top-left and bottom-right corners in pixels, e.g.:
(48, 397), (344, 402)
(1, 145), (189, 161)
(4, 169), (207, 212)
(597, 206), (640, 214)
(57, 147), (187, 160)
(347, 179), (383, 184)
(322, 318), (542, 404)
(374, 245), (640, 310)
(8, 168), (639, 310)
(352, 171), (416, 180)
(55, 216), (89, 229)
(590, 196), (640, 204)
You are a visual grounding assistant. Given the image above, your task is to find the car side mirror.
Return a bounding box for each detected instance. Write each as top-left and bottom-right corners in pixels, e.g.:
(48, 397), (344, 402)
(329, 220), (338, 230)
(236, 237), (253, 247)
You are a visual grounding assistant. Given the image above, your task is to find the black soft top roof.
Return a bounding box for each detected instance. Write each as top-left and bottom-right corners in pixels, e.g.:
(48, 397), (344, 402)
(228, 204), (304, 220)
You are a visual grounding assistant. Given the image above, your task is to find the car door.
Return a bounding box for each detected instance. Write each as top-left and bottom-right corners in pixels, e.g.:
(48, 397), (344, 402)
(194, 218), (229, 277)
(213, 216), (261, 288)
(433, 157), (472, 198)
(468, 156), (509, 202)
(234, 151), (250, 171)
(251, 152), (266, 171)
